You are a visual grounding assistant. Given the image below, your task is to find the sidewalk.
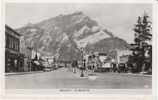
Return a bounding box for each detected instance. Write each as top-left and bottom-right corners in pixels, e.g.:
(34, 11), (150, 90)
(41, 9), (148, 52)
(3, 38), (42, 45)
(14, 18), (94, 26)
(94, 71), (152, 77)
(5, 71), (43, 76)
(125, 72), (152, 77)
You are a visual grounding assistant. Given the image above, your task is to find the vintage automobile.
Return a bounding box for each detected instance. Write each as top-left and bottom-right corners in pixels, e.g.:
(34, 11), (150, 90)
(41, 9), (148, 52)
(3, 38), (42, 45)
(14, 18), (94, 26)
(42, 62), (52, 72)
(118, 63), (127, 73)
(43, 67), (51, 72)
(101, 62), (112, 72)
(53, 63), (58, 70)
(95, 62), (112, 72)
(31, 60), (43, 71)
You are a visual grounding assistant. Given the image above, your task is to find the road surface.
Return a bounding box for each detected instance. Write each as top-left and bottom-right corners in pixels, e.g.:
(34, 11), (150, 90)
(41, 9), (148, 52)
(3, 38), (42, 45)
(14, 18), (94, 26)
(5, 67), (152, 89)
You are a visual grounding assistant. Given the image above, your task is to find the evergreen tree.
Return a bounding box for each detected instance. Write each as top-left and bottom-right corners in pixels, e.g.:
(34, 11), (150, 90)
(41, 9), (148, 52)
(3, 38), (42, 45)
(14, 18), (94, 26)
(34, 53), (38, 61)
(130, 13), (152, 72)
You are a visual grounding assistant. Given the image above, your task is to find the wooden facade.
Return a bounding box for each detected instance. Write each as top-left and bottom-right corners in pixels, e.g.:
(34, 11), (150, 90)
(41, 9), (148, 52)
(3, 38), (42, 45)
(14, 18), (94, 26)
(5, 25), (24, 72)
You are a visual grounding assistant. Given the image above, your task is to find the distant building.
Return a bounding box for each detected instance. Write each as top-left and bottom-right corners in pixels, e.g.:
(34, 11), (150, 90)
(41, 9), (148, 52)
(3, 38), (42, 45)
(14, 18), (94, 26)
(42, 56), (54, 64)
(5, 25), (24, 72)
(119, 55), (129, 63)
(98, 53), (107, 62)
(115, 49), (132, 63)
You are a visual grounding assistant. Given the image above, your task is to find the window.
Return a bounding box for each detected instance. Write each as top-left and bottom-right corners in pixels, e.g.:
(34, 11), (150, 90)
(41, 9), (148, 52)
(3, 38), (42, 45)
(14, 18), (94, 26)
(5, 34), (9, 48)
(9, 36), (12, 49)
(6, 33), (20, 51)
(17, 40), (20, 51)
(15, 41), (17, 51)
(11, 37), (13, 49)
(16, 40), (18, 51)
(13, 39), (15, 50)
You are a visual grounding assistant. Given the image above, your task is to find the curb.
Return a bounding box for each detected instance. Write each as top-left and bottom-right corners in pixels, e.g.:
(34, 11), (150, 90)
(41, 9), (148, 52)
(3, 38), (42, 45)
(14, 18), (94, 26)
(5, 71), (43, 76)
(105, 72), (152, 77)
(126, 73), (152, 77)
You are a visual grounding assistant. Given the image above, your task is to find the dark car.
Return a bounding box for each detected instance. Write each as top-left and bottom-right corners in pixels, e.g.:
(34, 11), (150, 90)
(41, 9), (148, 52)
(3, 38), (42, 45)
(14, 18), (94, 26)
(118, 63), (126, 73)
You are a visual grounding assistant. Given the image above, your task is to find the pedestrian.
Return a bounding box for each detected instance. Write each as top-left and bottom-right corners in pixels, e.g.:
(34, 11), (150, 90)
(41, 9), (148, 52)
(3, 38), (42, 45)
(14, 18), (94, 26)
(80, 59), (86, 77)
(72, 60), (77, 73)
(71, 61), (74, 73)
(83, 59), (86, 72)
(65, 63), (67, 68)
(74, 60), (78, 73)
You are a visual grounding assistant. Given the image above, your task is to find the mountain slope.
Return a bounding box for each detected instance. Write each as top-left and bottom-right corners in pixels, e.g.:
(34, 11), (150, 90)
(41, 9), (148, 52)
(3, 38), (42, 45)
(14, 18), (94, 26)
(17, 11), (130, 60)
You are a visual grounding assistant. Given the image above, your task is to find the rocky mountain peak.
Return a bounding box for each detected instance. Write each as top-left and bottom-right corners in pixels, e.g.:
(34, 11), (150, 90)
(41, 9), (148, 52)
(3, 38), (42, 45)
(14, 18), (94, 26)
(17, 11), (130, 60)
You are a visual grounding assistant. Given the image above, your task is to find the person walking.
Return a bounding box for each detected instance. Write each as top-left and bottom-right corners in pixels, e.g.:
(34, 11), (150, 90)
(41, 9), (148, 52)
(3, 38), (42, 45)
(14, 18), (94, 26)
(80, 59), (86, 77)
(71, 61), (74, 73)
(72, 60), (78, 73)
(74, 60), (78, 73)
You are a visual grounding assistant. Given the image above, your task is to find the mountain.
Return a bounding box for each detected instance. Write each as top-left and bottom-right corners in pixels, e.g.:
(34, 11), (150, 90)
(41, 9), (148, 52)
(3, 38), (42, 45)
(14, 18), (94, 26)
(17, 11), (130, 61)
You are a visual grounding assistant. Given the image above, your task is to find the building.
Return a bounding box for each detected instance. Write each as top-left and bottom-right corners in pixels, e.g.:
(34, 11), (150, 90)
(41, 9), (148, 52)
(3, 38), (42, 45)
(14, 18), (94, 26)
(5, 25), (24, 72)
(98, 53), (107, 63)
(115, 49), (132, 63)
(23, 46), (33, 72)
(20, 36), (32, 72)
(42, 56), (54, 64)
(119, 55), (129, 63)
(30, 49), (43, 71)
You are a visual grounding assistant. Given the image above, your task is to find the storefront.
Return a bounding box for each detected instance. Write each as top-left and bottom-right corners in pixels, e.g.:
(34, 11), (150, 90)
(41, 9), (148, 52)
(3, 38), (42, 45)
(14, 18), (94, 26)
(5, 49), (24, 72)
(5, 25), (24, 73)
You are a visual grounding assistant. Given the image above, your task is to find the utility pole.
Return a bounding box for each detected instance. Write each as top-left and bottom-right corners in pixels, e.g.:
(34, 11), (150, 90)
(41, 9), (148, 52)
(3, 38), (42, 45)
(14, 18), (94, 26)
(80, 47), (84, 77)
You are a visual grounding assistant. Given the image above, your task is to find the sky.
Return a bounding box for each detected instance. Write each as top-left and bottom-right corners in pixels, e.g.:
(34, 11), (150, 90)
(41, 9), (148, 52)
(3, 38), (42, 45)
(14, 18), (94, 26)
(6, 3), (152, 43)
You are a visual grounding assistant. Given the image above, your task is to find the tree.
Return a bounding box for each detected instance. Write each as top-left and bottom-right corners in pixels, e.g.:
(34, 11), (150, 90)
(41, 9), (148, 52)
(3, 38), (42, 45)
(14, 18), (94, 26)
(129, 13), (152, 72)
(34, 53), (38, 61)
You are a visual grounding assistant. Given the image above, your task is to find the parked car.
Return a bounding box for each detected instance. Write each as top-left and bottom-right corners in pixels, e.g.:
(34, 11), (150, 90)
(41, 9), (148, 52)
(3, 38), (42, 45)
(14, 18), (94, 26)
(58, 63), (65, 68)
(42, 62), (49, 67)
(101, 62), (111, 72)
(95, 62), (111, 72)
(43, 67), (51, 72)
(53, 63), (58, 70)
(118, 63), (127, 73)
(31, 60), (43, 71)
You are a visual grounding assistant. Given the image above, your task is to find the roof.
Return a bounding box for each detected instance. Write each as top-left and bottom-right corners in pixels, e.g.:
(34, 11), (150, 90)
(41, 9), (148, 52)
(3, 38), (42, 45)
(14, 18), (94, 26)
(5, 24), (21, 36)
